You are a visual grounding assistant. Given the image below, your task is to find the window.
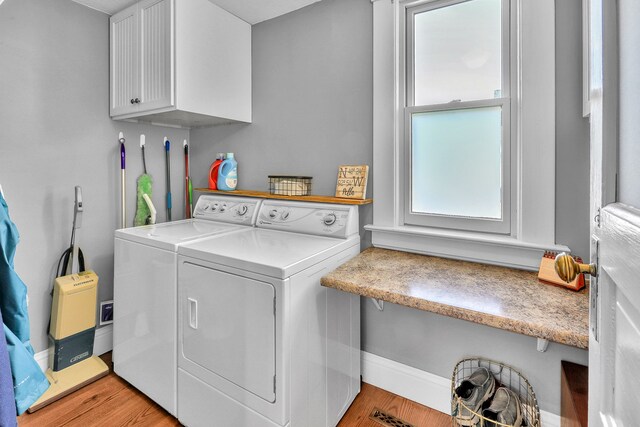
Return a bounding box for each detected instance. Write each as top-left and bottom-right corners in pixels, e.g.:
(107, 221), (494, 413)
(368, 0), (560, 269)
(404, 0), (511, 234)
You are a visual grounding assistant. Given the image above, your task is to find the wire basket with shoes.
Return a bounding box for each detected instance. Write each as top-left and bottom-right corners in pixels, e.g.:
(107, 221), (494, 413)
(451, 358), (540, 427)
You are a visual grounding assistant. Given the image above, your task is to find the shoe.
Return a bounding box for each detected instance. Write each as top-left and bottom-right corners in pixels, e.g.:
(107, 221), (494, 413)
(482, 387), (523, 427)
(453, 367), (496, 426)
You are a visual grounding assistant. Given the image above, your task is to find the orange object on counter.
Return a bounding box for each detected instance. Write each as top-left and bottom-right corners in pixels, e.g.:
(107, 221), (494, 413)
(537, 251), (586, 291)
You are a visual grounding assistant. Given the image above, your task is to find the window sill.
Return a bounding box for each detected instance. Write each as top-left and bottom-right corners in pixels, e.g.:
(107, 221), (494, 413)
(365, 224), (570, 270)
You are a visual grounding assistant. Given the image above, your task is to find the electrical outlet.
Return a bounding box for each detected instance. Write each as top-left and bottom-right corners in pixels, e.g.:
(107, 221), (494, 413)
(99, 300), (113, 326)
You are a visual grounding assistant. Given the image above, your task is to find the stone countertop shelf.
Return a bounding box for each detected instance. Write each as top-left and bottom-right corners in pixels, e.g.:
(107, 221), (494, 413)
(320, 247), (589, 349)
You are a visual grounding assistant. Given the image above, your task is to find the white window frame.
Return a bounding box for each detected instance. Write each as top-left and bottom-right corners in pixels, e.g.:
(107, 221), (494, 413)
(403, 0), (513, 234)
(366, 0), (570, 270)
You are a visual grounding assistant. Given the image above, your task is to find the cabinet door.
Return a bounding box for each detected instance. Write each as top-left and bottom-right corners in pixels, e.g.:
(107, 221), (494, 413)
(138, 0), (173, 112)
(180, 263), (276, 403)
(110, 4), (139, 117)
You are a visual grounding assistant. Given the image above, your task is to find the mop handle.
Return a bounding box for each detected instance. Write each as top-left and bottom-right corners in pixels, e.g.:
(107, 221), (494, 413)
(140, 134), (147, 174)
(184, 140), (190, 219)
(165, 138), (172, 221)
(120, 132), (126, 229)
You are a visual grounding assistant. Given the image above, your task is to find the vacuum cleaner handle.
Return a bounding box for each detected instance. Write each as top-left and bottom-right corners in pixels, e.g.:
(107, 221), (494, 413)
(70, 186), (83, 275)
(73, 186), (83, 230)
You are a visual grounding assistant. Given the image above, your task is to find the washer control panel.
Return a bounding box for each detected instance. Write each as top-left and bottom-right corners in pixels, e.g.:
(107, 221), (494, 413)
(193, 196), (261, 226)
(256, 201), (358, 238)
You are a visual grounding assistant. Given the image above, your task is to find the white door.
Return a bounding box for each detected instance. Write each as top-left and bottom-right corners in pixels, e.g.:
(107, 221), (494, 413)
(588, 0), (640, 425)
(110, 3), (139, 117)
(180, 262), (276, 403)
(138, 0), (173, 112)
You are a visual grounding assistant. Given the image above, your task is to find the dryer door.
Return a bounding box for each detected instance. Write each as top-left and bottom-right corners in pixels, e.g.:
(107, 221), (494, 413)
(180, 262), (276, 402)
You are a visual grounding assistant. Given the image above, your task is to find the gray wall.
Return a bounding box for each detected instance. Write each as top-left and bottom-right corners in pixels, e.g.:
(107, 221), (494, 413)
(0, 0), (188, 352)
(618, 0), (640, 207)
(556, 0), (591, 259)
(190, 0), (590, 416)
(189, 0), (374, 248)
(363, 302), (588, 415)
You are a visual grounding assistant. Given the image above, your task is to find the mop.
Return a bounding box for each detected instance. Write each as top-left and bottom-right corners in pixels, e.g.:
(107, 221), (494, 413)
(119, 132), (126, 229)
(28, 187), (109, 412)
(184, 139), (193, 219)
(164, 137), (172, 221)
(134, 134), (155, 226)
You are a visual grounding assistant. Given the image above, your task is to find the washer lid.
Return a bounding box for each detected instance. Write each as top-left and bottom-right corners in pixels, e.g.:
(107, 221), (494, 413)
(115, 219), (244, 251)
(178, 228), (359, 279)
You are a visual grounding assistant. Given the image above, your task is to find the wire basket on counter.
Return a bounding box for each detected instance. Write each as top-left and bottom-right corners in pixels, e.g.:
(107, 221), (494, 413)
(268, 176), (312, 196)
(451, 358), (540, 427)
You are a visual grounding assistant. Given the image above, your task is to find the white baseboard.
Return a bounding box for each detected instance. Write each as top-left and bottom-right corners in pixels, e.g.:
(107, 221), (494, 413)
(34, 347), (49, 373)
(361, 351), (452, 414)
(361, 351), (561, 427)
(93, 324), (114, 356)
(34, 325), (114, 372)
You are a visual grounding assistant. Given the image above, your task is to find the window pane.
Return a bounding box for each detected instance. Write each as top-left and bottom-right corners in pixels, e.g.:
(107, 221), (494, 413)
(413, 0), (502, 106)
(411, 106), (502, 219)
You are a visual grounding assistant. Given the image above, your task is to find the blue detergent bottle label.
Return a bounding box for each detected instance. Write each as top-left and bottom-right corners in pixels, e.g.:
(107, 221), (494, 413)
(225, 169), (237, 189)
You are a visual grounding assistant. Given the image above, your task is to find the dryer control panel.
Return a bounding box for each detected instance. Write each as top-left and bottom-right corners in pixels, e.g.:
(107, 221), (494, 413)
(256, 201), (358, 238)
(193, 196), (261, 226)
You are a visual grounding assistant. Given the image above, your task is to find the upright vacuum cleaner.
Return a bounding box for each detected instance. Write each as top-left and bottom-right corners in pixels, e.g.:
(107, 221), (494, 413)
(28, 187), (109, 412)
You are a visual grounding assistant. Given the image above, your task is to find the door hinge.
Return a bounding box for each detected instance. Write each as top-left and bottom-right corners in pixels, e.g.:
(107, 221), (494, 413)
(590, 236), (600, 342)
(595, 207), (602, 228)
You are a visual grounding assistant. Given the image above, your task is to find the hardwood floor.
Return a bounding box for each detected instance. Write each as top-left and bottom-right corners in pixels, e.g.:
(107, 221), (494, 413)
(18, 353), (451, 427)
(337, 383), (451, 427)
(18, 353), (179, 427)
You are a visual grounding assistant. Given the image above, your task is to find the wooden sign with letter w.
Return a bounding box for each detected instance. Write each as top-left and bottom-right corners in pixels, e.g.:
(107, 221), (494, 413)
(335, 165), (369, 200)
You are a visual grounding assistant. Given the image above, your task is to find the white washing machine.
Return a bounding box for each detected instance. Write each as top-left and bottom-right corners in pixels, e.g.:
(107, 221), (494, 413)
(113, 195), (262, 416)
(176, 200), (361, 427)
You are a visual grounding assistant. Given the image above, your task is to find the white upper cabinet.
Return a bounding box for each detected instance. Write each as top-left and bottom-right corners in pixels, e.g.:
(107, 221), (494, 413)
(110, 3), (139, 117)
(139, 0), (173, 113)
(110, 0), (251, 128)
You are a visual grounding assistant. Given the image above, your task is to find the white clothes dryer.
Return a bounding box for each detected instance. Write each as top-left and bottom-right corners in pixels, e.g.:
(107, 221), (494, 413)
(176, 200), (361, 427)
(113, 195), (261, 416)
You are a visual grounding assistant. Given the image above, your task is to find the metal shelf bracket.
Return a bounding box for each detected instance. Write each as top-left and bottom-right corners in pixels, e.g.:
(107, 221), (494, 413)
(371, 298), (384, 311)
(537, 338), (549, 352)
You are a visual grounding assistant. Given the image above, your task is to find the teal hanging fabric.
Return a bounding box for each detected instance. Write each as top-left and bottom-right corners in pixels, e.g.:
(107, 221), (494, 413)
(0, 308), (17, 427)
(0, 194), (49, 415)
(4, 324), (48, 415)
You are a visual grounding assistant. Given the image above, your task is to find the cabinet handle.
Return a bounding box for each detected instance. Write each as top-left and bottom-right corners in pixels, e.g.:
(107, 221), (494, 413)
(134, 98), (141, 104)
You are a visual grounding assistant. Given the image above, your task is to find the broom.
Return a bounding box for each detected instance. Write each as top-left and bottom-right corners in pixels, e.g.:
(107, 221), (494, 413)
(134, 134), (154, 226)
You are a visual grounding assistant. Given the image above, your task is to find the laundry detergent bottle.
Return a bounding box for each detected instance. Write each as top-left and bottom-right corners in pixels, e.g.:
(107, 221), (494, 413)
(208, 153), (226, 190)
(217, 153), (238, 191)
